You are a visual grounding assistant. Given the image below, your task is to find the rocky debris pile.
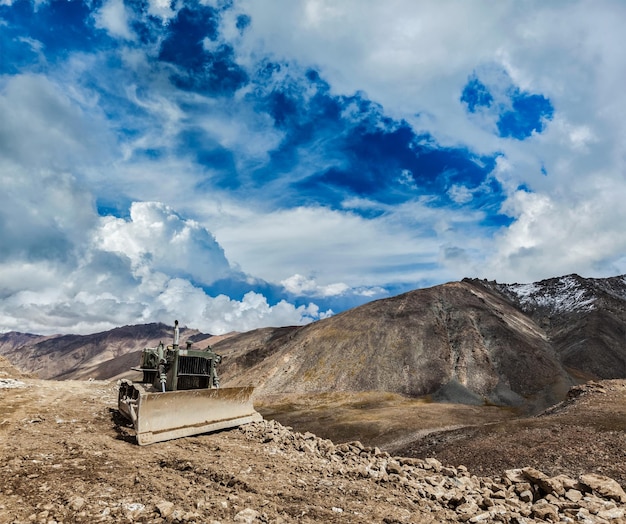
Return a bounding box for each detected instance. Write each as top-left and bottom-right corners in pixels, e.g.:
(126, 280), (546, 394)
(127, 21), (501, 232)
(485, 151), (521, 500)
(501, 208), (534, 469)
(565, 381), (610, 401)
(0, 377), (26, 388)
(242, 420), (626, 523)
(538, 381), (609, 417)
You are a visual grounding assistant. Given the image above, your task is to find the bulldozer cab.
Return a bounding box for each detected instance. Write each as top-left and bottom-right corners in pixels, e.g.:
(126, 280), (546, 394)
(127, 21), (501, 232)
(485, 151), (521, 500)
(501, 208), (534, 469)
(136, 342), (221, 392)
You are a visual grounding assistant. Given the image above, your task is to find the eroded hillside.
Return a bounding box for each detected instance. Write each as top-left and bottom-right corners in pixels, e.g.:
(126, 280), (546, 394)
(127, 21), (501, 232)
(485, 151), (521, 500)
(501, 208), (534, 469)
(3, 275), (626, 417)
(214, 281), (573, 412)
(0, 323), (211, 381)
(1, 357), (625, 523)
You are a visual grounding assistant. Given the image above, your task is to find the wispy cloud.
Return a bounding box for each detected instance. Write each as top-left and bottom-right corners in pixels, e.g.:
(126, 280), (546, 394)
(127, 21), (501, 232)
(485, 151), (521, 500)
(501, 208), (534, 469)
(0, 0), (625, 334)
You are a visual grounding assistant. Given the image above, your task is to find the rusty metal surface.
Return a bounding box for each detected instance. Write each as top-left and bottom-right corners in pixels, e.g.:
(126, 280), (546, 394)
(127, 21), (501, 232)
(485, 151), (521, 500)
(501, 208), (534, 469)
(118, 383), (262, 445)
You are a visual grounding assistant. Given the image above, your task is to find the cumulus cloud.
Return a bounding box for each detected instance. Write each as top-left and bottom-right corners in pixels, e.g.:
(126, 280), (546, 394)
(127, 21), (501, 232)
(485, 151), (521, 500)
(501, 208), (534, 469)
(94, 202), (233, 285)
(0, 198), (336, 335)
(195, 289), (333, 334)
(93, 0), (135, 40)
(281, 274), (349, 297)
(0, 263), (331, 336)
(481, 180), (626, 283)
(2, 0), (626, 336)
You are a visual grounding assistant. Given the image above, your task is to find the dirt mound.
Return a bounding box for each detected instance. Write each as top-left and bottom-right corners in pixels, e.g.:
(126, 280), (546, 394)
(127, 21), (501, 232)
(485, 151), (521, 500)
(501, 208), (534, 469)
(0, 355), (32, 379)
(393, 380), (626, 488)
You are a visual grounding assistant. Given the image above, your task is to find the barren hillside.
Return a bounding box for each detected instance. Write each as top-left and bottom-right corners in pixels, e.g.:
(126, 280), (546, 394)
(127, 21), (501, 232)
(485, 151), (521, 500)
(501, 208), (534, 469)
(470, 274), (626, 380)
(1, 357), (625, 523)
(211, 275), (626, 413)
(3, 274), (626, 417)
(0, 323), (211, 381)
(212, 282), (565, 410)
(2, 273), (626, 512)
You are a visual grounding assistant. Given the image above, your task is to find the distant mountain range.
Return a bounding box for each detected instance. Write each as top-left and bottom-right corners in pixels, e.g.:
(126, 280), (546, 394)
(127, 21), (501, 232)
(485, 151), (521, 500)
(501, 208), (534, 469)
(0, 323), (211, 381)
(2, 274), (626, 412)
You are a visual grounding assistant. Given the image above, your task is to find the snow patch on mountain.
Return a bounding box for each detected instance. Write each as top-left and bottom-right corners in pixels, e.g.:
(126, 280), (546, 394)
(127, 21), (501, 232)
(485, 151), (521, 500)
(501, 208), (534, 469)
(593, 275), (626, 302)
(497, 275), (597, 314)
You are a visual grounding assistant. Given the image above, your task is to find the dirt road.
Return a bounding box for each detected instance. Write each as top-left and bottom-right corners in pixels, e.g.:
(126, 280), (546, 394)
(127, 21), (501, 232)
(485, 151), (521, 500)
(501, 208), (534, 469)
(0, 368), (452, 523)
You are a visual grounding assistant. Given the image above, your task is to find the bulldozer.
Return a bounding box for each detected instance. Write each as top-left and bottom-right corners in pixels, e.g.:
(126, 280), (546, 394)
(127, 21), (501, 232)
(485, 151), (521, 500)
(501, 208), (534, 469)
(118, 320), (262, 445)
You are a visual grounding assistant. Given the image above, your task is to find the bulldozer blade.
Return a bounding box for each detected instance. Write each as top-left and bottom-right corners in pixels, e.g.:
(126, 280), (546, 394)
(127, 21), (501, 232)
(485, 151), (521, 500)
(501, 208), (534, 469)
(118, 381), (262, 445)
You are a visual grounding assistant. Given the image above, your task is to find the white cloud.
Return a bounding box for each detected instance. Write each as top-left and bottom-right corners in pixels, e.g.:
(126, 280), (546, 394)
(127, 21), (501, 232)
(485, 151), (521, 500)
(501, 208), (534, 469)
(0, 69), (331, 336)
(447, 185), (473, 204)
(479, 181), (626, 282)
(94, 201), (233, 285)
(146, 0), (176, 21)
(0, 259), (330, 335)
(0, 73), (111, 169)
(192, 102), (285, 171)
(0, 78), (106, 267)
(209, 200), (489, 289)
(94, 0), (135, 40)
(234, 1), (626, 188)
(0, 169), (334, 334)
(397, 169), (417, 190)
(235, 0), (507, 123)
(3, 0), (626, 336)
(281, 274), (349, 297)
(172, 288), (329, 334)
(239, 0), (626, 288)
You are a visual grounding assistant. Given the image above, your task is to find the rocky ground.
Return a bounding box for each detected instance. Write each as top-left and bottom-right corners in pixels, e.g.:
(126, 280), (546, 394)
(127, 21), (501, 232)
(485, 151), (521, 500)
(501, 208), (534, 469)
(395, 381), (626, 488)
(1, 358), (625, 523)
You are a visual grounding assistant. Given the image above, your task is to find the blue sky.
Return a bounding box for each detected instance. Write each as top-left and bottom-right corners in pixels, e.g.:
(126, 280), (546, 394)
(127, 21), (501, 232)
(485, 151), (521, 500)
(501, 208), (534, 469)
(1, 0), (625, 335)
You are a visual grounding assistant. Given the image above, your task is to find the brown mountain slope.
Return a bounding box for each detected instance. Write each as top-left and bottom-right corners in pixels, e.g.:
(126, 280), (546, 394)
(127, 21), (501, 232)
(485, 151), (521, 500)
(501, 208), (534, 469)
(216, 280), (573, 412)
(0, 331), (54, 353)
(4, 274), (626, 415)
(0, 323), (209, 380)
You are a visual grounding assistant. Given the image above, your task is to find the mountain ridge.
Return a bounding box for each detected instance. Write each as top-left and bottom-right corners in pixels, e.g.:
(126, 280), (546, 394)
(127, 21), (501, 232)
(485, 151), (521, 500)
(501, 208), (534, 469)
(2, 273), (626, 412)
(214, 279), (573, 412)
(0, 322), (211, 380)
(466, 274), (626, 381)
